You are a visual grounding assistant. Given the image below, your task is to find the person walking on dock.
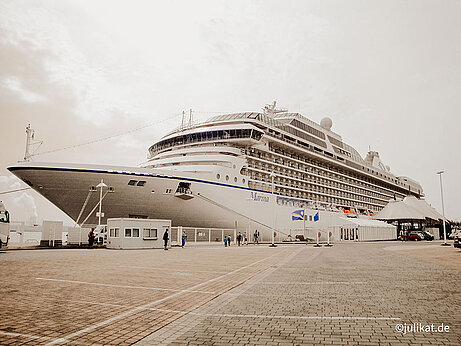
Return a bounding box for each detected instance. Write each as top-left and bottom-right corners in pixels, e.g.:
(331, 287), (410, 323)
(163, 229), (169, 250)
(237, 233), (242, 246)
(224, 236), (227, 247)
(227, 235), (231, 246)
(88, 229), (95, 247)
(181, 231), (187, 248)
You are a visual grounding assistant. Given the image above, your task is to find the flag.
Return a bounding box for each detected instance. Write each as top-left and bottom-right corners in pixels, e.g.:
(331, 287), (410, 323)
(291, 209), (304, 221)
(314, 212), (319, 222)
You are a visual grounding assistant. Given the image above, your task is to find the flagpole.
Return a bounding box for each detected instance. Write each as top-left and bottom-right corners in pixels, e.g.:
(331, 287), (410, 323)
(303, 206), (306, 243)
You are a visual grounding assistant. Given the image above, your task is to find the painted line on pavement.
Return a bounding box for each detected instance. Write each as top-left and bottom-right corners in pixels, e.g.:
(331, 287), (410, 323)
(145, 307), (400, 321)
(117, 265), (228, 274)
(45, 248), (288, 345)
(263, 281), (365, 285)
(36, 278), (216, 294)
(59, 299), (400, 321)
(0, 331), (53, 341)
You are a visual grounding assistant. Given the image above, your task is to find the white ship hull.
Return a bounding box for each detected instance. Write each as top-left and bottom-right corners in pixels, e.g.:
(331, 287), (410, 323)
(9, 162), (332, 239)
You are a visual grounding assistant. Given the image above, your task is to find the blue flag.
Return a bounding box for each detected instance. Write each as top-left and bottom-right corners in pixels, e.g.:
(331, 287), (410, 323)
(291, 209), (304, 221)
(314, 212), (319, 222)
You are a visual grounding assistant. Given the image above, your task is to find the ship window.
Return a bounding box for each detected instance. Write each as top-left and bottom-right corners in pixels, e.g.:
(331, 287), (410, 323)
(137, 181), (146, 187)
(217, 174), (220, 179)
(176, 182), (191, 193)
(242, 178), (245, 184)
(132, 228), (140, 237)
(226, 175), (229, 181)
(125, 228), (132, 237)
(234, 177), (237, 182)
(128, 180), (137, 186)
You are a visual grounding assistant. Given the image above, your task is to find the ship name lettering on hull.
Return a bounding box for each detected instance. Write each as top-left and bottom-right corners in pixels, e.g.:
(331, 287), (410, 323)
(250, 192), (270, 202)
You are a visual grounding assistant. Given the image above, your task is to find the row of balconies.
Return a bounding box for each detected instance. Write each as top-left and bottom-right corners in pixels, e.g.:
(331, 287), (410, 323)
(263, 144), (405, 195)
(246, 161), (391, 202)
(246, 149), (402, 199)
(247, 180), (382, 212)
(246, 171), (386, 207)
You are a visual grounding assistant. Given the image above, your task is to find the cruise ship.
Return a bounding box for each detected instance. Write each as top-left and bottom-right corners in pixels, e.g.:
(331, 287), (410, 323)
(8, 102), (423, 239)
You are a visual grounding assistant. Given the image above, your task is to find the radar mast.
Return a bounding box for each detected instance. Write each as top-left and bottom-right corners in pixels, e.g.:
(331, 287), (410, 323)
(263, 101), (288, 116)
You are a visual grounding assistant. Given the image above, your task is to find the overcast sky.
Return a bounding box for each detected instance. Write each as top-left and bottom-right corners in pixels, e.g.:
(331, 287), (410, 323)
(0, 0), (460, 224)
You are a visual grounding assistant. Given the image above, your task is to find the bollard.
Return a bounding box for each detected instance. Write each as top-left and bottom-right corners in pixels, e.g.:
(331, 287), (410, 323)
(314, 231), (322, 247)
(325, 231), (333, 247)
(269, 231), (277, 247)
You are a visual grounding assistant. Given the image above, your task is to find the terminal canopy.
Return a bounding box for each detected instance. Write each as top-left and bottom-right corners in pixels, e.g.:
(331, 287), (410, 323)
(374, 196), (446, 222)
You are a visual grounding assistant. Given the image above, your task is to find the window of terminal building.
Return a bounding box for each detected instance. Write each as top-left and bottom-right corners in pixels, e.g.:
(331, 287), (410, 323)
(143, 228), (158, 239)
(125, 228), (132, 237)
(132, 228), (140, 237)
(109, 228), (119, 237)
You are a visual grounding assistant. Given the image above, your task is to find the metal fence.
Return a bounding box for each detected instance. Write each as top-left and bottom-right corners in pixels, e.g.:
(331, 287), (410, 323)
(171, 227), (237, 245)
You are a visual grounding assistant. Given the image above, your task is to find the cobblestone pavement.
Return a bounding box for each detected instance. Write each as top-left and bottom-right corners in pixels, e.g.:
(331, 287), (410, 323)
(0, 242), (460, 345)
(0, 245), (297, 345)
(139, 242), (460, 345)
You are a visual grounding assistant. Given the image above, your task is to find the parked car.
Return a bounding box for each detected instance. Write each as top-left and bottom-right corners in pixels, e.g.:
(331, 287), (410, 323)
(408, 232), (422, 241)
(454, 232), (461, 248)
(418, 231), (434, 241)
(93, 225), (107, 245)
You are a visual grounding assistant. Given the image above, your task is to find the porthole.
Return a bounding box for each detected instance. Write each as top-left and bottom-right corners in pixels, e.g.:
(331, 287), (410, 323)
(217, 174), (220, 179)
(242, 178), (245, 184)
(226, 175), (229, 181)
(234, 177), (237, 182)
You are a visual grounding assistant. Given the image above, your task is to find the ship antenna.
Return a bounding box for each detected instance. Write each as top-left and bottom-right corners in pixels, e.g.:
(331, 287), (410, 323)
(23, 124), (43, 162)
(189, 108), (193, 127)
(181, 111), (185, 128)
(263, 101), (288, 116)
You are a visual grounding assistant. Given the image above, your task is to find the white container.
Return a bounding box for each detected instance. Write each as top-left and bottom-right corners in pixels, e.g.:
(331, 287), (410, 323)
(106, 218), (171, 249)
(41, 220), (63, 246)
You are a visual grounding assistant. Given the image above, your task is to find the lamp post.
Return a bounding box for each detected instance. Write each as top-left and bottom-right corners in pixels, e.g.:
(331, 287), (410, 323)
(436, 171), (449, 246)
(96, 179), (107, 226)
(269, 172), (277, 247)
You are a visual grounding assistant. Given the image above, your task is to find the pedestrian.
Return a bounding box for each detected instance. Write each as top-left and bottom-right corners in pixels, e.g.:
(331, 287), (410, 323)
(163, 228), (169, 250)
(253, 229), (258, 244)
(237, 232), (242, 246)
(224, 236), (227, 247)
(88, 228), (95, 247)
(227, 235), (231, 246)
(243, 233), (248, 245)
(181, 231), (187, 248)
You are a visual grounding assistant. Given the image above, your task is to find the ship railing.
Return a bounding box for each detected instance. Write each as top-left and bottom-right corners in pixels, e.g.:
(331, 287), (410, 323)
(170, 226), (237, 245)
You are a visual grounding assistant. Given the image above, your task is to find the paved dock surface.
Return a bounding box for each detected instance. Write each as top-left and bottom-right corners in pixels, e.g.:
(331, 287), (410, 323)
(0, 241), (459, 345)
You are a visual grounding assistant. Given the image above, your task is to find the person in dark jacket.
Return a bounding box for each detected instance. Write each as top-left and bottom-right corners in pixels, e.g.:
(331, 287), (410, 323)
(163, 229), (169, 250)
(88, 229), (95, 247)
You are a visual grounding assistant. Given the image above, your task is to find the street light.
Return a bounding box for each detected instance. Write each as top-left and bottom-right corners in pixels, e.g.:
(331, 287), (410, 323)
(436, 171), (449, 246)
(270, 172), (277, 247)
(96, 179), (107, 226)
